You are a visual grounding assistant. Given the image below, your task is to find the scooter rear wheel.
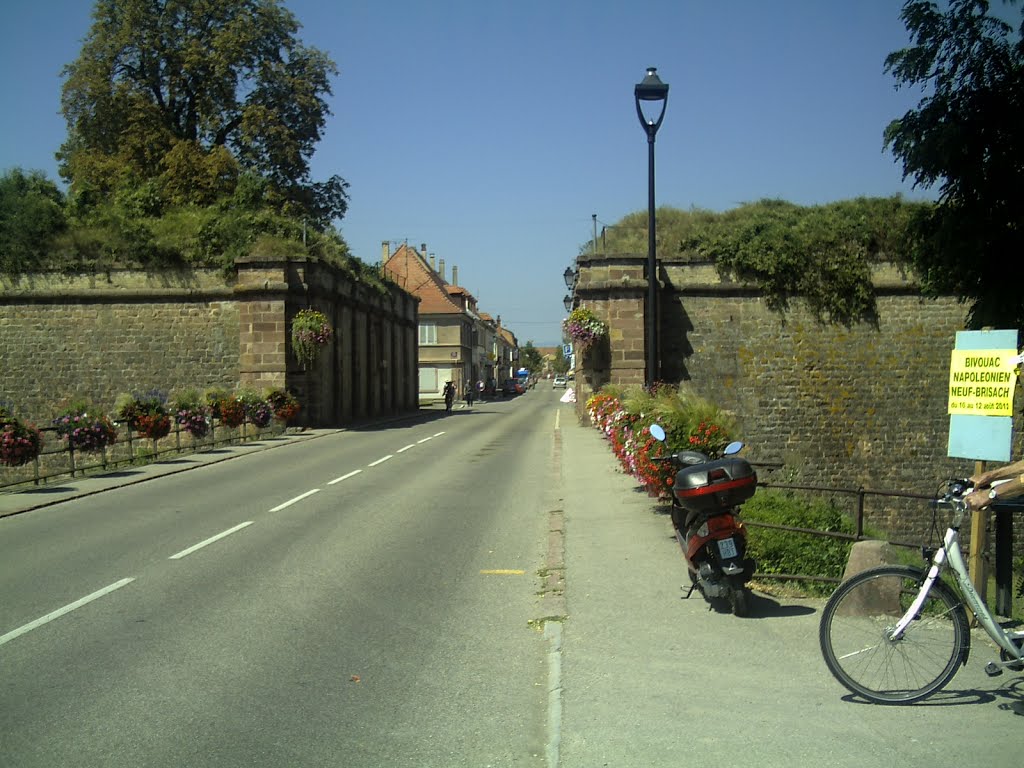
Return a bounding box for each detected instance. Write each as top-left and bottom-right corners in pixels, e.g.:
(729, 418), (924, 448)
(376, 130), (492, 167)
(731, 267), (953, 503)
(729, 587), (750, 617)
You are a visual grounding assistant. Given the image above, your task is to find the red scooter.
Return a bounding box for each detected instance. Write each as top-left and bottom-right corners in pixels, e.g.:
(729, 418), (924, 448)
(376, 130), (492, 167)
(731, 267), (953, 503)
(650, 424), (758, 616)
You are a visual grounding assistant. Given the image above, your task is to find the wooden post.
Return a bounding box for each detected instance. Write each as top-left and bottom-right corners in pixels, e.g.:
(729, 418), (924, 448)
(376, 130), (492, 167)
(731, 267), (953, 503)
(969, 460), (988, 608)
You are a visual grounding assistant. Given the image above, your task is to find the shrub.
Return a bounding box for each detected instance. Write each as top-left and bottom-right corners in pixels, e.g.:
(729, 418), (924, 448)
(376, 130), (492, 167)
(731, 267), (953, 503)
(742, 489), (857, 595)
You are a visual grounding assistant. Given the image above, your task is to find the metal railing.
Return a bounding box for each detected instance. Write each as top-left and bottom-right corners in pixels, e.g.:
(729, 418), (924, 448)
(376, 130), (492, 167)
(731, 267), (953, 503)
(745, 473), (1021, 617)
(1, 418), (286, 493)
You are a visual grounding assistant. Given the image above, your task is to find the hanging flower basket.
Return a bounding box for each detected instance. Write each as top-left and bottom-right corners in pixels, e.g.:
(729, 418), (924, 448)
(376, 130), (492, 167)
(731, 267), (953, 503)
(247, 400), (274, 428)
(266, 389), (300, 423)
(562, 307), (608, 352)
(176, 408), (210, 439)
(117, 393), (172, 441)
(292, 309), (333, 368)
(0, 407), (43, 467)
(52, 409), (118, 453)
(217, 396), (246, 428)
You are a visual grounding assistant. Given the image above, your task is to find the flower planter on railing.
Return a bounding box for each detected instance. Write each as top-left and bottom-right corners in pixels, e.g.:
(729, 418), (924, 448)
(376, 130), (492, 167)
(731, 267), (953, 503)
(0, 407), (43, 468)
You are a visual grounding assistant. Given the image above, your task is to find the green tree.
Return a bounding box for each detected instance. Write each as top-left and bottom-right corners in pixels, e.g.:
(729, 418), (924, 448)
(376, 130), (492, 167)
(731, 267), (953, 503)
(885, 0), (1024, 330)
(58, 0), (347, 227)
(518, 341), (544, 373)
(0, 169), (67, 273)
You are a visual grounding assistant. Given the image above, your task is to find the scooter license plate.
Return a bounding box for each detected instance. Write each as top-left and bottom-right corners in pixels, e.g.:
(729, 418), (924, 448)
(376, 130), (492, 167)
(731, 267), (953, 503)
(717, 537), (738, 559)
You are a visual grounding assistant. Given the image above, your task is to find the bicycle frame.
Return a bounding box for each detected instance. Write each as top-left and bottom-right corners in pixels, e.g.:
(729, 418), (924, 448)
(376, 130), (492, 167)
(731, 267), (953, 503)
(891, 500), (1024, 663)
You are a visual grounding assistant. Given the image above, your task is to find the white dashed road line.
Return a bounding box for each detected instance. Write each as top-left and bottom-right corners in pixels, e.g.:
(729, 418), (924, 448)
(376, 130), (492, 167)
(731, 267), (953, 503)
(269, 489), (321, 512)
(0, 578), (136, 647)
(169, 521), (254, 559)
(327, 469), (362, 485)
(2, 430), (449, 648)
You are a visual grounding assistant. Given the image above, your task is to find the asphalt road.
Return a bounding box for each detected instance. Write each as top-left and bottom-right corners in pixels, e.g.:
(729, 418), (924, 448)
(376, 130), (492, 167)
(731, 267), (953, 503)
(1, 393), (556, 767)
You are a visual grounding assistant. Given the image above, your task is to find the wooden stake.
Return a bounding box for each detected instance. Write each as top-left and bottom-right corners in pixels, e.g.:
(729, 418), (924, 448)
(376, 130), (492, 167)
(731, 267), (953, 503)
(968, 460), (988, 618)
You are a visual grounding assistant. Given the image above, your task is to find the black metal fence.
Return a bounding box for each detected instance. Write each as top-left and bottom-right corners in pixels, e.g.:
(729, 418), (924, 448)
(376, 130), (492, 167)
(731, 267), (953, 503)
(747, 472), (1021, 617)
(1, 418), (286, 492)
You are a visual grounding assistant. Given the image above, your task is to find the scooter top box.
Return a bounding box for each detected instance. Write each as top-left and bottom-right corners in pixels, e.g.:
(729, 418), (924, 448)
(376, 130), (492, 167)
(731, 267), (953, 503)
(673, 456), (757, 513)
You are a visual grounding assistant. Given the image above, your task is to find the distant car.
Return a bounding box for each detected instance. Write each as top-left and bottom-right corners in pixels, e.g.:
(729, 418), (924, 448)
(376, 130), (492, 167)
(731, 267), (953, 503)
(553, 375), (567, 388)
(501, 379), (521, 396)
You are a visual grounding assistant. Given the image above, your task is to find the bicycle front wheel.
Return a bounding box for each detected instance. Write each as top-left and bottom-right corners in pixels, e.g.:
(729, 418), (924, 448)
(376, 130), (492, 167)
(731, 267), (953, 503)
(819, 564), (969, 704)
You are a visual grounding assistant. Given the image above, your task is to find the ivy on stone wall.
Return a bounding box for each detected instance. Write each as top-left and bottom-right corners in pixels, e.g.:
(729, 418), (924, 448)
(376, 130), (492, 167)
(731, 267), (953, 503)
(687, 197), (924, 326)
(591, 196), (929, 326)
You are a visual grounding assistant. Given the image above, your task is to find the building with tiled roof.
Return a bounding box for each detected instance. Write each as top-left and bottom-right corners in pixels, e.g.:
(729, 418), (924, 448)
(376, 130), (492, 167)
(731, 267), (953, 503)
(382, 242), (517, 403)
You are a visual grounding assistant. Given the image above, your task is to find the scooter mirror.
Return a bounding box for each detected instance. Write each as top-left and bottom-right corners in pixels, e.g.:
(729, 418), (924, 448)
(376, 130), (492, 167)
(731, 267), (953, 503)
(723, 440), (744, 455)
(649, 424), (666, 442)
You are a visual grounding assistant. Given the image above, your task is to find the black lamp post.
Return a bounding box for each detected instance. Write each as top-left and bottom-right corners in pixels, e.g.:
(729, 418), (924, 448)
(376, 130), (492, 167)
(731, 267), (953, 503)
(635, 66), (668, 388)
(562, 266), (576, 289)
(563, 295), (573, 312)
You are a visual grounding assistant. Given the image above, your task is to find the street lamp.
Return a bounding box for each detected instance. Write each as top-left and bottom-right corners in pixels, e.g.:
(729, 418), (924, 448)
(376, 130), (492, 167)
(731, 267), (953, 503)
(635, 66), (668, 388)
(562, 266), (576, 289)
(563, 295), (573, 312)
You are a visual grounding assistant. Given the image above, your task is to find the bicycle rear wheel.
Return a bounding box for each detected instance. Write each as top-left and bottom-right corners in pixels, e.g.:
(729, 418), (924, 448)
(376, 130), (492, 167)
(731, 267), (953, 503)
(819, 564), (969, 704)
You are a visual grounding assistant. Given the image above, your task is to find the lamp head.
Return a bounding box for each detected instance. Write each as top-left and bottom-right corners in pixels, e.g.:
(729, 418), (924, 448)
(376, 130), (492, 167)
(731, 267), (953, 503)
(634, 67), (669, 133)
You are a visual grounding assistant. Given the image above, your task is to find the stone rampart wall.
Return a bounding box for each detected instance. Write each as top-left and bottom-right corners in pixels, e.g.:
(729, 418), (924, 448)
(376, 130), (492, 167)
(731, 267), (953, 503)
(573, 253), (1023, 547)
(0, 256), (419, 428)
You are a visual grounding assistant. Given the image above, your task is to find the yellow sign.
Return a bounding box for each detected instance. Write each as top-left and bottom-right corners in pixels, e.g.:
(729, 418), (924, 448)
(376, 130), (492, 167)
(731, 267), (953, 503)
(947, 349), (1017, 416)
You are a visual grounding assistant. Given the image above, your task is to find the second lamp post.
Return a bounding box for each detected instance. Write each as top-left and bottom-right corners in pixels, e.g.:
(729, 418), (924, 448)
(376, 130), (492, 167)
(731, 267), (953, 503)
(634, 66), (669, 388)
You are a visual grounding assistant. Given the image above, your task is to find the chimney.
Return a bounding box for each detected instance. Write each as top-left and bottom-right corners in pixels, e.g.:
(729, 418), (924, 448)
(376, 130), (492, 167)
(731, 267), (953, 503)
(439, 258), (445, 281)
(429, 254), (436, 271)
(452, 265), (458, 286)
(420, 243), (427, 258)
(381, 241), (389, 262)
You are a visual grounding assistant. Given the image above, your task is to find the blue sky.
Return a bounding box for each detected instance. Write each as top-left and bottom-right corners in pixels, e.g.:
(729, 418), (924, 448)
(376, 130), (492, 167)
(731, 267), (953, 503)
(0, 1), (936, 347)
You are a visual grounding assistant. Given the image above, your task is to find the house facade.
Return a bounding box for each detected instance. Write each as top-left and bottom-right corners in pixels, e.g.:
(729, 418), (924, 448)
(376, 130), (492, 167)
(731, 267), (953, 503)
(382, 242), (517, 403)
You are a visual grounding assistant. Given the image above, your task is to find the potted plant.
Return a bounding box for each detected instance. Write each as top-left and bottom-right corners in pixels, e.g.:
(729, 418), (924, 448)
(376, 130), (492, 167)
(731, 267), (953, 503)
(52, 401), (118, 453)
(291, 308), (333, 368)
(0, 405), (43, 467)
(116, 391), (172, 441)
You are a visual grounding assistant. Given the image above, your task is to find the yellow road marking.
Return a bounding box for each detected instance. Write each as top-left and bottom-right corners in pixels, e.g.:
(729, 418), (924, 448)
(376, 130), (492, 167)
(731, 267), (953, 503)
(480, 569), (526, 575)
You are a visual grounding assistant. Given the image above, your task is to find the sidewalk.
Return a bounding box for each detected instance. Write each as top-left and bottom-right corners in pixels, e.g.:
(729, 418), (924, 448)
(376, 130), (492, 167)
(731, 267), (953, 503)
(554, 412), (1020, 768)
(0, 406), (443, 519)
(0, 428), (335, 519)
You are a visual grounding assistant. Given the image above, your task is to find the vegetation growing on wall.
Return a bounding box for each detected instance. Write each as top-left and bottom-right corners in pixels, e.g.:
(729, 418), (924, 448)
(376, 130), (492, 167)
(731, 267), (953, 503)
(585, 196), (927, 326)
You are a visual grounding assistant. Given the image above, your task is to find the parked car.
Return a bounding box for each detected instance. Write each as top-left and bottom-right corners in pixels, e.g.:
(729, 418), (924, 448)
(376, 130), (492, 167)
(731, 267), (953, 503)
(501, 379), (522, 396)
(553, 375), (567, 388)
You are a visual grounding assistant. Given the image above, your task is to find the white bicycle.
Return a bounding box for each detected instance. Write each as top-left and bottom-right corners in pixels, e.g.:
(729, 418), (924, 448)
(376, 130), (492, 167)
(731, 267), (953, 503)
(819, 479), (1024, 704)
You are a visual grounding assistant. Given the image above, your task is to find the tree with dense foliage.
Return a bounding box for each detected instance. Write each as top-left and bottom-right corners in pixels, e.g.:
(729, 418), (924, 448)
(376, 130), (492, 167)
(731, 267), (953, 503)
(518, 341), (544, 374)
(58, 0), (347, 228)
(0, 169), (67, 273)
(885, 0), (1024, 330)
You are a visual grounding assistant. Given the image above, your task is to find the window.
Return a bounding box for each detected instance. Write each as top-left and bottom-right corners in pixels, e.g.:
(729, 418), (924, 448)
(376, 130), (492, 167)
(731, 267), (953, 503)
(419, 323), (437, 345)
